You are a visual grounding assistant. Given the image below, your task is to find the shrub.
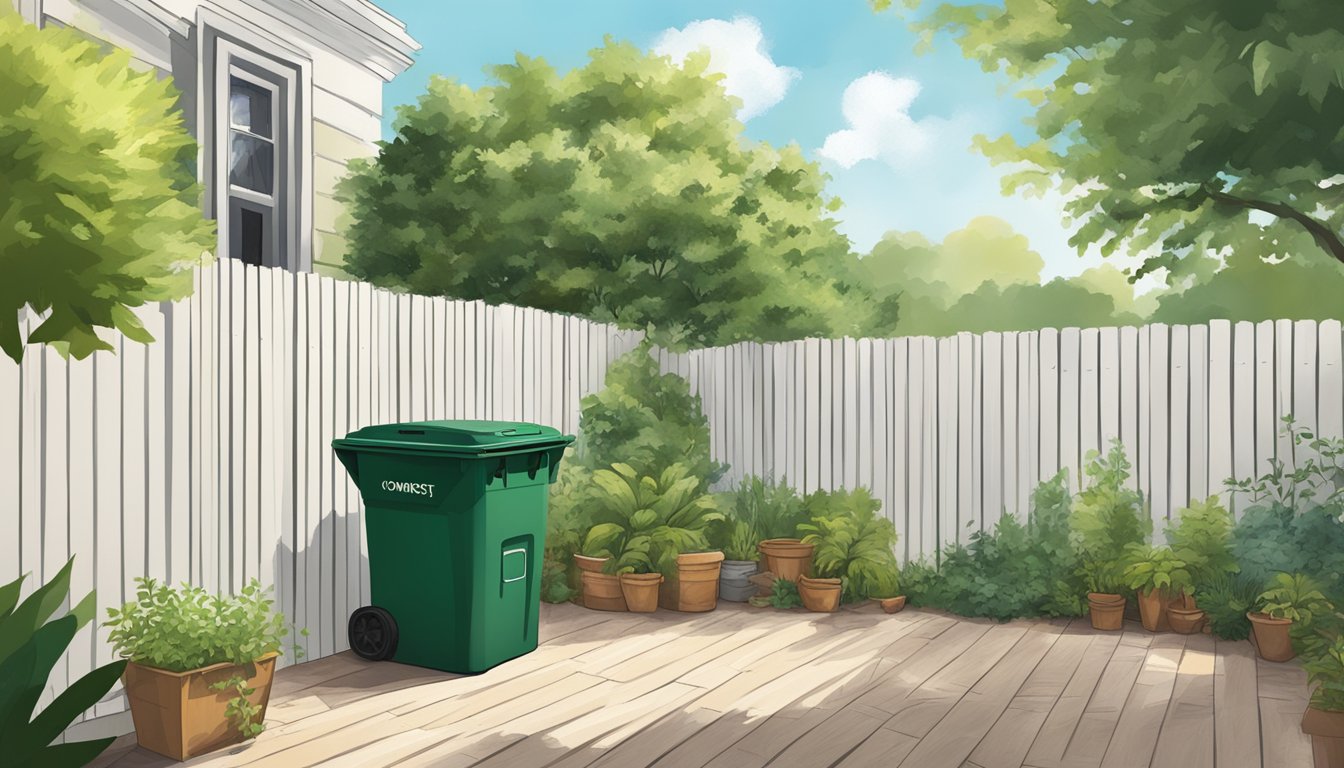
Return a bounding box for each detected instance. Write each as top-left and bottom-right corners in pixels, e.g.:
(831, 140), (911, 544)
(580, 463), (724, 578)
(1230, 502), (1344, 607)
(542, 459), (588, 603)
(1194, 572), (1261, 640)
(1123, 545), (1193, 597)
(104, 578), (288, 672)
(1165, 496), (1237, 582)
(576, 345), (724, 489)
(1070, 442), (1151, 576)
(0, 11), (215, 363)
(723, 475), (807, 543)
(1, 558), (126, 767)
(769, 578), (802, 609)
(798, 487), (899, 602)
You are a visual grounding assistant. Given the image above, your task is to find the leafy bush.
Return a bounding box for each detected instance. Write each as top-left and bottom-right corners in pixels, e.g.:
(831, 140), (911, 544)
(1257, 572), (1330, 624)
(1, 558), (125, 767)
(1165, 496), (1237, 582)
(1123, 545), (1193, 597)
(0, 11), (215, 363)
(798, 487), (899, 602)
(899, 558), (940, 606)
(769, 578), (802, 609)
(1304, 636), (1344, 712)
(1230, 502), (1344, 607)
(104, 578), (288, 672)
(580, 463), (724, 578)
(722, 520), (760, 562)
(1194, 572), (1261, 640)
(1071, 442), (1151, 576)
(576, 345), (724, 489)
(543, 459), (588, 603)
(722, 475), (807, 543)
(913, 471), (1084, 621)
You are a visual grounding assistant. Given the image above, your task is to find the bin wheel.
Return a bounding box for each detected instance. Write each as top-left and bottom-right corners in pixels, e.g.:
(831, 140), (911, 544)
(348, 606), (398, 661)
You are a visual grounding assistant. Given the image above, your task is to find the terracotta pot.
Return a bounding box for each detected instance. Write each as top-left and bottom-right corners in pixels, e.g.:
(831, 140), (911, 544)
(1136, 588), (1171, 632)
(719, 559), (759, 602)
(873, 596), (906, 614)
(1167, 607), (1206, 635)
(757, 539), (815, 582)
(1088, 593), (1126, 631)
(619, 573), (663, 613)
(797, 576), (842, 613)
(1248, 612), (1295, 662)
(575, 555), (626, 612)
(123, 653), (278, 761)
(659, 551), (725, 612)
(1302, 705), (1344, 768)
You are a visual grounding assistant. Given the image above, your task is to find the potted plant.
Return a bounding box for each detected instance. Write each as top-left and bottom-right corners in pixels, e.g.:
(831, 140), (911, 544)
(618, 568), (663, 613)
(1082, 559), (1127, 631)
(574, 553), (626, 612)
(581, 462), (725, 613)
(798, 575), (843, 612)
(1123, 545), (1192, 632)
(1302, 635), (1344, 768)
(741, 477), (813, 582)
(719, 520), (761, 602)
(1250, 572), (1328, 662)
(104, 578), (293, 761)
(798, 488), (900, 606)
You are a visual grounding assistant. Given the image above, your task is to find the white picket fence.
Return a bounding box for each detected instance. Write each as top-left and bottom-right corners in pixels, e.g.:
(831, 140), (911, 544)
(3, 258), (1341, 736)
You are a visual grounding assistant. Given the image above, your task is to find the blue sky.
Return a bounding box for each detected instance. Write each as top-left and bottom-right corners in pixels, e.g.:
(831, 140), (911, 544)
(374, 0), (1111, 280)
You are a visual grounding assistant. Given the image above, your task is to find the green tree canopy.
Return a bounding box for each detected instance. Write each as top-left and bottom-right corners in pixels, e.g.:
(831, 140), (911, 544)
(340, 40), (871, 347)
(895, 0), (1344, 281)
(0, 11), (214, 363)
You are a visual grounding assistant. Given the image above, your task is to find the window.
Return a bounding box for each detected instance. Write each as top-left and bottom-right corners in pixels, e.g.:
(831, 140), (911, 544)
(226, 71), (278, 266)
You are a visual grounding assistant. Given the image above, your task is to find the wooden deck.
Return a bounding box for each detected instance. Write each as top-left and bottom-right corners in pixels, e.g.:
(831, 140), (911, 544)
(90, 602), (1316, 768)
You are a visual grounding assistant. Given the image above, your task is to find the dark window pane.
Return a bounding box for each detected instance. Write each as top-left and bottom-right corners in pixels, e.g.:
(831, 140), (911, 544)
(229, 76), (272, 138)
(229, 132), (274, 194)
(237, 208), (264, 266)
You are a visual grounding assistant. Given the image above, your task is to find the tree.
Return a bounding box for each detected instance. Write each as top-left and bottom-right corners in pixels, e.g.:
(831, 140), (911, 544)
(0, 11), (214, 363)
(340, 40), (867, 347)
(892, 0), (1344, 280)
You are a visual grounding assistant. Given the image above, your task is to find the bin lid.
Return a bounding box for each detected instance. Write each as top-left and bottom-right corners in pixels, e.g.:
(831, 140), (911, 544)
(332, 420), (573, 456)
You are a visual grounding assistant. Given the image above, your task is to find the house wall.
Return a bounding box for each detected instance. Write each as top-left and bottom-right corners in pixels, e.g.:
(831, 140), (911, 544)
(12, 0), (403, 277)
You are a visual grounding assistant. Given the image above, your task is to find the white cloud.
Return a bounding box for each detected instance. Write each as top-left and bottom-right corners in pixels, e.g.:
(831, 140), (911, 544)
(652, 17), (799, 121)
(819, 72), (939, 169)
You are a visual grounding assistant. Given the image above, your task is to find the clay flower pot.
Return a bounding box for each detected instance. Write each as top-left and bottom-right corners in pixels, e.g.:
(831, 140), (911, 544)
(123, 653), (278, 760)
(757, 539), (815, 582)
(797, 576), (842, 613)
(659, 551), (725, 612)
(1087, 593), (1126, 631)
(1302, 705), (1344, 768)
(873, 596), (907, 614)
(575, 554), (626, 612)
(1136, 588), (1171, 632)
(719, 559), (759, 602)
(1247, 612), (1295, 662)
(619, 572), (663, 613)
(1167, 606), (1206, 635)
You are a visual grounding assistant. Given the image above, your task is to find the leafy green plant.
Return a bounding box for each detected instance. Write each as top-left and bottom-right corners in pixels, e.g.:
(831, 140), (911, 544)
(0, 559), (126, 767)
(543, 459), (589, 603)
(1226, 417), (1344, 510)
(729, 475), (808, 542)
(210, 675), (264, 740)
(1194, 572), (1262, 640)
(581, 463), (724, 578)
(1257, 572), (1330, 624)
(723, 520), (761, 562)
(575, 346), (725, 489)
(1080, 558), (1125, 595)
(104, 578), (288, 672)
(1123, 545), (1193, 597)
(1230, 500), (1344, 609)
(1303, 635), (1344, 712)
(1165, 496), (1237, 582)
(1071, 442), (1152, 578)
(0, 11), (215, 364)
(898, 558), (939, 606)
(768, 578), (802, 609)
(798, 487), (899, 602)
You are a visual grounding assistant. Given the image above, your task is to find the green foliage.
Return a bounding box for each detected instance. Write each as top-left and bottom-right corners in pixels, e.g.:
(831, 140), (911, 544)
(340, 39), (875, 346)
(724, 475), (807, 543)
(581, 463), (724, 578)
(906, 0), (1344, 281)
(722, 520), (760, 563)
(768, 578), (802, 609)
(1226, 418), (1344, 511)
(898, 558), (939, 607)
(0, 559), (125, 767)
(1071, 442), (1151, 578)
(1194, 572), (1262, 641)
(797, 488), (899, 602)
(1122, 546), (1193, 596)
(1152, 250), (1344, 326)
(1230, 504), (1344, 608)
(209, 674), (265, 740)
(104, 578), (288, 672)
(0, 10), (214, 363)
(1257, 573), (1330, 624)
(1164, 497), (1237, 583)
(576, 345), (723, 489)
(1303, 636), (1344, 712)
(542, 459), (588, 604)
(914, 471), (1085, 621)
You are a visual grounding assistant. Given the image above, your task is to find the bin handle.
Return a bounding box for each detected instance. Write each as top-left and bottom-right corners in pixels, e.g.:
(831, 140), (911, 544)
(502, 548), (527, 583)
(492, 459), (507, 480)
(397, 429), (425, 435)
(527, 452), (542, 479)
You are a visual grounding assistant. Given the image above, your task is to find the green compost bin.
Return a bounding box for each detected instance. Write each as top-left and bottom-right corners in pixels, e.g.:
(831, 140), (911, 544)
(333, 420), (573, 673)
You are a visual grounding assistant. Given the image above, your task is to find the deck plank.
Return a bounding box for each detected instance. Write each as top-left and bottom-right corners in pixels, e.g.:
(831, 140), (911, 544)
(1100, 633), (1186, 768)
(1212, 638), (1261, 768)
(1149, 634), (1215, 768)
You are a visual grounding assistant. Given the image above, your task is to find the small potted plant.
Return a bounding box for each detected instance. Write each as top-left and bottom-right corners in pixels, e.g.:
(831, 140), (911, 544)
(1123, 545), (1192, 632)
(741, 477), (813, 582)
(1250, 572), (1328, 662)
(750, 577), (803, 609)
(105, 578), (293, 761)
(1082, 559), (1126, 631)
(1302, 635), (1344, 768)
(573, 552), (626, 612)
(798, 488), (900, 611)
(719, 520), (761, 602)
(798, 575), (843, 612)
(617, 566), (663, 613)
